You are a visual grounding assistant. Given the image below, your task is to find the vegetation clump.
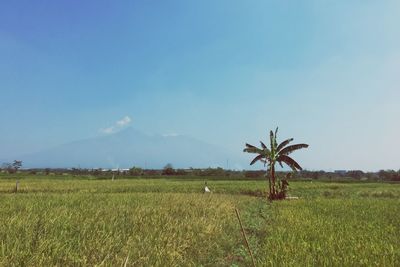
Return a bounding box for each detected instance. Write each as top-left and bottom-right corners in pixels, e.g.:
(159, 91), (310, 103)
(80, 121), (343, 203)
(162, 163), (176, 175)
(244, 128), (308, 200)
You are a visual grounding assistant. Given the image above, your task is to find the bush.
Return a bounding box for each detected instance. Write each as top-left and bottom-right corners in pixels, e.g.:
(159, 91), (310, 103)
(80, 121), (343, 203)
(162, 164), (175, 175)
(244, 171), (264, 178)
(175, 169), (187, 175)
(129, 167), (143, 176)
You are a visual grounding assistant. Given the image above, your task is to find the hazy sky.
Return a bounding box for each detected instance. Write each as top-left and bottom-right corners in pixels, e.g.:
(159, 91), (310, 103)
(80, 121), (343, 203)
(1, 1), (399, 171)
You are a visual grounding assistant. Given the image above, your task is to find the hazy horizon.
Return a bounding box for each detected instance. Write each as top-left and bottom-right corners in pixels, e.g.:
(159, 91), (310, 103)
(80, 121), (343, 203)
(1, 1), (399, 172)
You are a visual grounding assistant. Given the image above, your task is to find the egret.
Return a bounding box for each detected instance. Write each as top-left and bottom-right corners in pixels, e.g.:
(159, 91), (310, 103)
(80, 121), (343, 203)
(204, 182), (211, 193)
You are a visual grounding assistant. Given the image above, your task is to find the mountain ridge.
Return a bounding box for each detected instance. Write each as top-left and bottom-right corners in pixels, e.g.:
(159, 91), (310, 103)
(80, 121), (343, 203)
(10, 128), (244, 169)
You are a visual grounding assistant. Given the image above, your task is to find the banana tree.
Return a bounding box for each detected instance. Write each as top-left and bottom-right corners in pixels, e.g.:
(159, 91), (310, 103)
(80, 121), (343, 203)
(243, 128), (308, 200)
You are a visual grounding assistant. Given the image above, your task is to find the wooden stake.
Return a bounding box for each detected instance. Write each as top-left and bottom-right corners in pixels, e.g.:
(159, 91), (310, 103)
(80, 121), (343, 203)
(235, 208), (256, 267)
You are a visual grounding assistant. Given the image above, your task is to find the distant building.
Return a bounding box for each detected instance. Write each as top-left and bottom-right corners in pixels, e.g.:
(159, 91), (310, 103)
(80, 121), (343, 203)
(111, 168), (129, 172)
(334, 170), (347, 175)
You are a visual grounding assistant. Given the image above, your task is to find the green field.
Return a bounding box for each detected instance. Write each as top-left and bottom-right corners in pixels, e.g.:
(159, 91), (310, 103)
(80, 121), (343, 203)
(0, 176), (399, 266)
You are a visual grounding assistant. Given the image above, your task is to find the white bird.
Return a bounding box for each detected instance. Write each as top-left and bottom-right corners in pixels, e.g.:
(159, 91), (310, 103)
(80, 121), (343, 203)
(204, 182), (211, 193)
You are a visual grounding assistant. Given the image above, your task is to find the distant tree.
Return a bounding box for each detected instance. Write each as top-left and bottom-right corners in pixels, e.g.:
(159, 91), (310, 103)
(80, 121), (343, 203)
(162, 164), (175, 175)
(244, 128), (309, 200)
(366, 172), (379, 181)
(129, 166), (143, 176)
(2, 162), (15, 173)
(347, 170), (364, 180)
(144, 169), (160, 176)
(379, 169), (399, 181)
(298, 170), (311, 179)
(175, 169), (187, 175)
(382, 171), (388, 180)
(192, 168), (203, 176)
(12, 160), (22, 172)
(92, 168), (102, 176)
(244, 170), (264, 179)
(311, 171), (320, 180)
(201, 167), (226, 176)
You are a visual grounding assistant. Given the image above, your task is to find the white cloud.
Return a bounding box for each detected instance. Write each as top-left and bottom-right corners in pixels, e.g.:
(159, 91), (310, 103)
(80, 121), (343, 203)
(100, 116), (132, 134)
(116, 116), (131, 126)
(162, 133), (180, 137)
(100, 127), (115, 134)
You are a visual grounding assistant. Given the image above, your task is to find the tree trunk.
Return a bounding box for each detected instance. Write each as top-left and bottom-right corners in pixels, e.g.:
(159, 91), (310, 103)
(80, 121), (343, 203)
(270, 164), (276, 199)
(267, 171), (272, 200)
(266, 163), (273, 200)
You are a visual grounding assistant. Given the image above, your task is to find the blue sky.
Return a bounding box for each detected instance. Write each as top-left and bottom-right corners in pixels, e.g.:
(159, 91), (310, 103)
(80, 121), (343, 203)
(1, 1), (399, 171)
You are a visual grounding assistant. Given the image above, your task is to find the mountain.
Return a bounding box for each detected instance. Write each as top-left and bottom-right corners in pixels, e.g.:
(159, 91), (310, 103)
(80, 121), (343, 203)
(14, 128), (244, 169)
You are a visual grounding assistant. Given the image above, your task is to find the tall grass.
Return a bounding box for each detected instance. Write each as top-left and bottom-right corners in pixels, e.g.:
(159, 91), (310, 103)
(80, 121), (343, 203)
(1, 192), (247, 266)
(0, 177), (399, 266)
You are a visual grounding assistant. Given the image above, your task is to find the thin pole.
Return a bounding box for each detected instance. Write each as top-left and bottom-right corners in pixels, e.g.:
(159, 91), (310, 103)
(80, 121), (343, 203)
(235, 208), (256, 267)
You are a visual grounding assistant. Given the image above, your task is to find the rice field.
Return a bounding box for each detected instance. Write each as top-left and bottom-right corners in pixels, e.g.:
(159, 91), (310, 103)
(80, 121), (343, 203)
(0, 175), (399, 266)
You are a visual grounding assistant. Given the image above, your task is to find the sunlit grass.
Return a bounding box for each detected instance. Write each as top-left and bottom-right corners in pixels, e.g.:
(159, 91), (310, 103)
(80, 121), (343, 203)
(0, 176), (399, 266)
(257, 198), (400, 266)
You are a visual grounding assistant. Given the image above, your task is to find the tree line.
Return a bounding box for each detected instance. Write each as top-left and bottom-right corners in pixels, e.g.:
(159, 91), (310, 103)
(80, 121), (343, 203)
(1, 162), (399, 181)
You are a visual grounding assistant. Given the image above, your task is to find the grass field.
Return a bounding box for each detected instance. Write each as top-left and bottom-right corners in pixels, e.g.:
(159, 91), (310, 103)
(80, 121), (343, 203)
(0, 175), (399, 266)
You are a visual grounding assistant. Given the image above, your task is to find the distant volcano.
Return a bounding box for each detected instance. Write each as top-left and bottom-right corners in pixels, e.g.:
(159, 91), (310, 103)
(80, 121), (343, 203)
(15, 128), (244, 169)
